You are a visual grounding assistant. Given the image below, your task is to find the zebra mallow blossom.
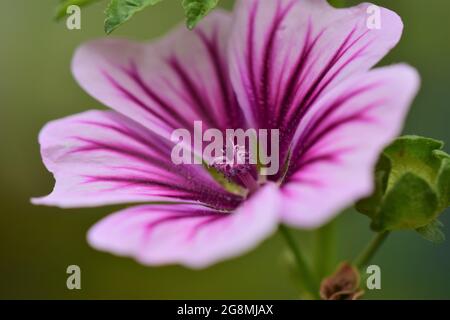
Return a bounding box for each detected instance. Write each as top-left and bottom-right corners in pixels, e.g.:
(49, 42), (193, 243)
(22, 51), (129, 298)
(33, 0), (419, 269)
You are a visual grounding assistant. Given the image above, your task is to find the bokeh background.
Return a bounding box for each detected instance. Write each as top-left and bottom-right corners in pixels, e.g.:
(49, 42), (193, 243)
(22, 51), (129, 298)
(1, 0), (449, 299)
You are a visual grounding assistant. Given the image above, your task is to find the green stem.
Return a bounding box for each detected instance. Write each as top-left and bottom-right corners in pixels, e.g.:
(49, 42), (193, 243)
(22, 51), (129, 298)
(354, 231), (390, 270)
(314, 221), (335, 279)
(279, 225), (319, 299)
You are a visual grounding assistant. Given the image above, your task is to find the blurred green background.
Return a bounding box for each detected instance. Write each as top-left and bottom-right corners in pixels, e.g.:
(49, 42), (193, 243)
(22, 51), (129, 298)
(1, 0), (449, 299)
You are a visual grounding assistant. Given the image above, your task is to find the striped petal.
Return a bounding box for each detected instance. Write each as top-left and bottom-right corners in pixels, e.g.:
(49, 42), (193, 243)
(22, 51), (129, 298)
(72, 11), (245, 145)
(281, 65), (420, 228)
(228, 0), (404, 165)
(32, 110), (241, 210)
(88, 183), (280, 268)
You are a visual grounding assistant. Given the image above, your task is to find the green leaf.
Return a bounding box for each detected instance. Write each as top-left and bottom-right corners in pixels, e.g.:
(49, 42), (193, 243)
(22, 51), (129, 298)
(416, 220), (446, 244)
(383, 136), (444, 190)
(182, 0), (219, 30)
(55, 0), (103, 20)
(104, 0), (162, 34)
(355, 154), (391, 218)
(435, 150), (450, 208)
(372, 173), (438, 231)
(356, 135), (450, 235)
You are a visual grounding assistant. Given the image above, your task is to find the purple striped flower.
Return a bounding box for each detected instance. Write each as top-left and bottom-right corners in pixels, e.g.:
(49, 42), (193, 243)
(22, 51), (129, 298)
(33, 0), (419, 268)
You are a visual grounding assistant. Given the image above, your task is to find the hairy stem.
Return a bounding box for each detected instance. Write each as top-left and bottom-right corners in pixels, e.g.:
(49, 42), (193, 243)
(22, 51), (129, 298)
(314, 221), (336, 279)
(354, 231), (390, 270)
(279, 225), (319, 299)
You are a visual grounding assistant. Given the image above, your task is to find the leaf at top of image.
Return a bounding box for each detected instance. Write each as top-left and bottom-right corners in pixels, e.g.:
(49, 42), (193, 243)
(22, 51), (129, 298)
(182, 0), (219, 29)
(104, 0), (163, 34)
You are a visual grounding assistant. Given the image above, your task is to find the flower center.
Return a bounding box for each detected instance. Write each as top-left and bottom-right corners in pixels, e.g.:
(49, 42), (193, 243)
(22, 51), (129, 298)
(210, 144), (259, 194)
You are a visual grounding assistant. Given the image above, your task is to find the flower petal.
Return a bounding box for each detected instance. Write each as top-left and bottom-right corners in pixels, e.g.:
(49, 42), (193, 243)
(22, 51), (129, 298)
(281, 65), (420, 228)
(228, 0), (403, 160)
(88, 183), (280, 268)
(32, 110), (241, 210)
(72, 10), (245, 144)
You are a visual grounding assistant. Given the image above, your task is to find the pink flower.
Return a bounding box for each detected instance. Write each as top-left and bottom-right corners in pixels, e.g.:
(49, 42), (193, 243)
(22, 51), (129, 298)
(33, 0), (419, 268)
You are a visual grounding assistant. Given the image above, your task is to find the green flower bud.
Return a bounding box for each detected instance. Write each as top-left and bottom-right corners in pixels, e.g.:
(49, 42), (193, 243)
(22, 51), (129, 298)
(356, 136), (450, 243)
